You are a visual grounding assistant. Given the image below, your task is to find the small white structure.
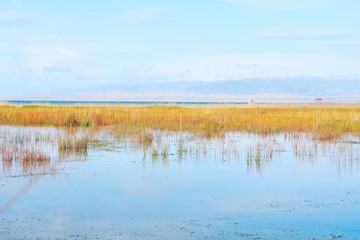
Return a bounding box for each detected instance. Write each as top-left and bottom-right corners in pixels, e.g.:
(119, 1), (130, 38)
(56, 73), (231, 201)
(248, 98), (254, 104)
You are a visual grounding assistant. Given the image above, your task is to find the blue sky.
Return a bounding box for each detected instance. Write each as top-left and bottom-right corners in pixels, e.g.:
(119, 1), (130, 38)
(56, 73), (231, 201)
(0, 0), (360, 97)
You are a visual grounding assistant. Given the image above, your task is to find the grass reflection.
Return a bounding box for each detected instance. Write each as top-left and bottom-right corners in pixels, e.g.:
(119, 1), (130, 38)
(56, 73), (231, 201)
(0, 125), (360, 175)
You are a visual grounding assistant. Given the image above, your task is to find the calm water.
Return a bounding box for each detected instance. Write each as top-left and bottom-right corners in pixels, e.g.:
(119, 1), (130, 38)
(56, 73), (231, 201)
(2, 100), (247, 105)
(1, 126), (360, 239)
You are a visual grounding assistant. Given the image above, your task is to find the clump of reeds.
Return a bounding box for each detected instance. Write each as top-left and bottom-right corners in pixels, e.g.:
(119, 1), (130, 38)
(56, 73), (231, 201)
(22, 150), (49, 163)
(312, 120), (348, 140)
(135, 130), (153, 147)
(1, 144), (17, 162)
(177, 137), (185, 159)
(200, 121), (224, 138)
(246, 146), (262, 172)
(58, 136), (89, 158)
(1, 144), (17, 170)
(161, 144), (168, 167)
(161, 144), (168, 160)
(22, 150), (49, 161)
(313, 128), (343, 141)
(21, 149), (50, 172)
(151, 146), (159, 162)
(1, 143), (51, 172)
(58, 136), (88, 150)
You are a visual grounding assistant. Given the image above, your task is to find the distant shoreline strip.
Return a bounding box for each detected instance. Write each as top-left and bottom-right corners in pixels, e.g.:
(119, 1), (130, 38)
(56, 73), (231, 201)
(1, 100), (248, 105)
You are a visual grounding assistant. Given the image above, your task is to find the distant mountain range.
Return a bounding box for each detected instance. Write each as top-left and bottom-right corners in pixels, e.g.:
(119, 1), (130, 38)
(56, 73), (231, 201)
(123, 77), (360, 97)
(2, 77), (360, 102)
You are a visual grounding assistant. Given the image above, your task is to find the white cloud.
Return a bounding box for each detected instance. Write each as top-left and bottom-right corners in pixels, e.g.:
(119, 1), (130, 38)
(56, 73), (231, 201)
(249, 28), (360, 46)
(122, 8), (171, 24)
(320, 40), (360, 46)
(249, 31), (348, 40)
(0, 11), (72, 29)
(0, 11), (45, 25)
(21, 46), (78, 76)
(147, 53), (360, 81)
(224, 0), (312, 10)
(224, 0), (340, 10)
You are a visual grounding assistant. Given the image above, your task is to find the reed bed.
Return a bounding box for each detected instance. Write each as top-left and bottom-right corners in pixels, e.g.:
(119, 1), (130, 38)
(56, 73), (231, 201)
(58, 136), (89, 150)
(58, 136), (89, 158)
(22, 150), (50, 171)
(1, 125), (359, 174)
(1, 142), (50, 173)
(0, 104), (360, 139)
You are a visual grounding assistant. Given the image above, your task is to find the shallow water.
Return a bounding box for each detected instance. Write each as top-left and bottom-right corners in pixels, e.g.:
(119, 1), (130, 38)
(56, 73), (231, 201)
(1, 126), (360, 239)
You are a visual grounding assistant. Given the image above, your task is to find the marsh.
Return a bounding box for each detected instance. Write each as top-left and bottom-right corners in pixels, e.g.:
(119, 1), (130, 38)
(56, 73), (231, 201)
(1, 123), (359, 239)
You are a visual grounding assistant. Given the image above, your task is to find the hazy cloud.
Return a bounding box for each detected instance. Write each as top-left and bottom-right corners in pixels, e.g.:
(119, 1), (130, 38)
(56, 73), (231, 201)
(224, 0), (312, 10)
(0, 11), (45, 25)
(44, 66), (71, 73)
(0, 11), (72, 29)
(249, 28), (360, 47)
(223, 0), (341, 10)
(148, 53), (360, 81)
(122, 8), (172, 24)
(20, 45), (90, 78)
(249, 31), (349, 40)
(319, 40), (360, 46)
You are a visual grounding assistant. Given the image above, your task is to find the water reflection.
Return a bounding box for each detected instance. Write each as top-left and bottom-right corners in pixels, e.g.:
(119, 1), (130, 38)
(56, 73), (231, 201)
(1, 125), (360, 175)
(291, 133), (360, 174)
(2, 125), (360, 239)
(1, 144), (15, 171)
(22, 150), (50, 173)
(0, 143), (51, 174)
(0, 126), (89, 175)
(58, 147), (87, 159)
(135, 131), (360, 175)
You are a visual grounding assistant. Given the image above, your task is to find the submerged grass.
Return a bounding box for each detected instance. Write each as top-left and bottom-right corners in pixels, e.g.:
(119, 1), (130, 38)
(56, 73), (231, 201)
(0, 104), (360, 139)
(22, 150), (50, 171)
(1, 143), (50, 172)
(58, 136), (89, 158)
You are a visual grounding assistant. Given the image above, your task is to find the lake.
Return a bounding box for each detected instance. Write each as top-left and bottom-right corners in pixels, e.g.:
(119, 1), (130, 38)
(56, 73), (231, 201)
(1, 125), (360, 239)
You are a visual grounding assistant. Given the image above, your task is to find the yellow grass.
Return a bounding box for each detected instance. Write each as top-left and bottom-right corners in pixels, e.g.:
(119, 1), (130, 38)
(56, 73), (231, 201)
(0, 104), (360, 139)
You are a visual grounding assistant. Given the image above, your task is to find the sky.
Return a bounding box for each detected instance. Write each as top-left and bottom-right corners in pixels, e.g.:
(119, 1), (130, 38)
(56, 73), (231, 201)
(0, 0), (360, 98)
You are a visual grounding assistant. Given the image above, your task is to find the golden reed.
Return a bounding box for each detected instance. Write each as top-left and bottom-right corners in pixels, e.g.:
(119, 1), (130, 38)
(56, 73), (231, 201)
(0, 104), (359, 140)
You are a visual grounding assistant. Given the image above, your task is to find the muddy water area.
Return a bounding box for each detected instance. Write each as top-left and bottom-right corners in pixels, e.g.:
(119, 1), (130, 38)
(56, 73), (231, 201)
(0, 125), (360, 239)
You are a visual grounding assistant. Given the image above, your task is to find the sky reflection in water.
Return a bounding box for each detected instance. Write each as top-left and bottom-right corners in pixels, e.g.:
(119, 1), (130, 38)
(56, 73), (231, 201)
(0, 126), (360, 239)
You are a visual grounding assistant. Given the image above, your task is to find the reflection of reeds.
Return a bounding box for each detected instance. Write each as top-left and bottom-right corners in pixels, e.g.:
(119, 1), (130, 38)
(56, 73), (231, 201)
(161, 144), (168, 160)
(22, 150), (50, 172)
(246, 141), (276, 173)
(177, 137), (185, 159)
(22, 150), (49, 162)
(1, 144), (16, 170)
(58, 136), (88, 158)
(1, 143), (50, 172)
(58, 137), (88, 149)
(1, 144), (16, 162)
(1, 124), (360, 175)
(151, 146), (159, 163)
(135, 131), (153, 147)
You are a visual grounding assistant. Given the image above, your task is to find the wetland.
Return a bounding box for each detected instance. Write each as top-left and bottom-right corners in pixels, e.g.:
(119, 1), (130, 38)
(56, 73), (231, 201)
(0, 104), (360, 239)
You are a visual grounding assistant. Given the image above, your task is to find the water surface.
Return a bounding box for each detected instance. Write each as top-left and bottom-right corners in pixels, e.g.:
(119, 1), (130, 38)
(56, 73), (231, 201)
(1, 126), (360, 239)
